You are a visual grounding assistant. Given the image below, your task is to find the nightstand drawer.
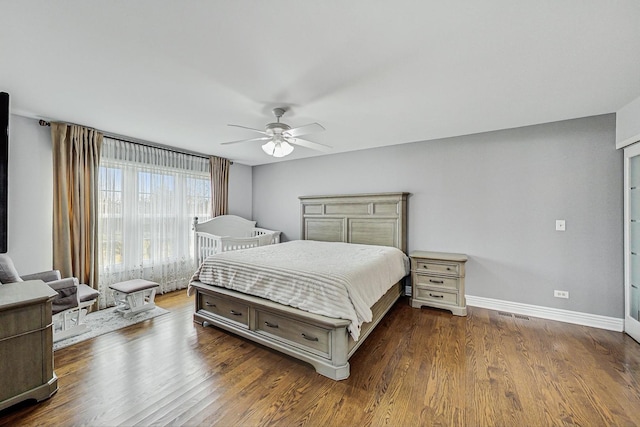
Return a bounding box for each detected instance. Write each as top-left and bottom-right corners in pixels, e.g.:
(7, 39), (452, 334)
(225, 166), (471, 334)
(414, 287), (458, 305)
(413, 259), (460, 276)
(413, 274), (459, 290)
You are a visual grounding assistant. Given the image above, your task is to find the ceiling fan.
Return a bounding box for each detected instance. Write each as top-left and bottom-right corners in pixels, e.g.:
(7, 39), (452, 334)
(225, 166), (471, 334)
(222, 108), (331, 158)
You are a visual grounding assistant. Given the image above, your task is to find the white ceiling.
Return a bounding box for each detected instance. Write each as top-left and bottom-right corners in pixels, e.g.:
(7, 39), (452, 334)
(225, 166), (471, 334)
(2, 1), (640, 166)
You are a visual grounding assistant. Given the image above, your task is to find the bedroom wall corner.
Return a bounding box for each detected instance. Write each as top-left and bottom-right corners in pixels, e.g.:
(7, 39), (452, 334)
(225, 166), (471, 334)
(617, 95), (640, 147)
(228, 162), (252, 220)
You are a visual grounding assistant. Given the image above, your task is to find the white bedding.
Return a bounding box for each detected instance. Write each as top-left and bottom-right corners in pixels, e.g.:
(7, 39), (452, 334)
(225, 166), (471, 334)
(190, 240), (409, 340)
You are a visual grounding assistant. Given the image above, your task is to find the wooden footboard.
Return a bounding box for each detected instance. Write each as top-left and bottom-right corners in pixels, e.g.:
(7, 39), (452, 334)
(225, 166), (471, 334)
(191, 280), (402, 380)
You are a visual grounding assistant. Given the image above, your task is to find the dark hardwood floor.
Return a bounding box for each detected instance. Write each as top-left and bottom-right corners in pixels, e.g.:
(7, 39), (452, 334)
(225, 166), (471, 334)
(2, 290), (640, 426)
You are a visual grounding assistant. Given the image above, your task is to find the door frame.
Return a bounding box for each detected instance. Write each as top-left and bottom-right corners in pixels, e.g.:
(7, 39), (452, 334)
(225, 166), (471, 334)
(624, 143), (640, 342)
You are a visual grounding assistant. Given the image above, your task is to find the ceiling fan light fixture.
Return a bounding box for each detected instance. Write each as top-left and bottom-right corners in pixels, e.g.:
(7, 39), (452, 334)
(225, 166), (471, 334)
(276, 140), (294, 157)
(261, 140), (276, 155)
(261, 139), (294, 157)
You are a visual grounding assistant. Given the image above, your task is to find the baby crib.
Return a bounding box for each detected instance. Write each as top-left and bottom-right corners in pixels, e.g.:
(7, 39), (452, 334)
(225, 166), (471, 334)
(193, 215), (281, 265)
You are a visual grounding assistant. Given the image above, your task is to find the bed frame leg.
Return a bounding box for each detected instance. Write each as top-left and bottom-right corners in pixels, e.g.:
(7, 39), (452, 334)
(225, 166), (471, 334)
(313, 362), (350, 381)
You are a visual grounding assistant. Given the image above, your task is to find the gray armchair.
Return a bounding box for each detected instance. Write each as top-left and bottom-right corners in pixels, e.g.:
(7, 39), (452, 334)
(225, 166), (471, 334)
(20, 269), (79, 314)
(0, 254), (99, 342)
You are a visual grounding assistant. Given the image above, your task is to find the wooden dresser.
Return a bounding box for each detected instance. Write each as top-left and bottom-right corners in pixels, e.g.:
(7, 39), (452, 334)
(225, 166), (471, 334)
(409, 251), (468, 316)
(0, 280), (59, 411)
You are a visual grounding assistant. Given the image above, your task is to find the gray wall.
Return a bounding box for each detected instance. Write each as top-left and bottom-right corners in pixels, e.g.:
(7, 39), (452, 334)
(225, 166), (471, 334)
(228, 162), (252, 219)
(252, 114), (623, 318)
(6, 115), (253, 275)
(7, 114), (54, 274)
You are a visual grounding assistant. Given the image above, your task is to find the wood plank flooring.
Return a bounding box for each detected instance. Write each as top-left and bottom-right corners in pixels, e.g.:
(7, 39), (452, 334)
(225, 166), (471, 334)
(2, 291), (640, 426)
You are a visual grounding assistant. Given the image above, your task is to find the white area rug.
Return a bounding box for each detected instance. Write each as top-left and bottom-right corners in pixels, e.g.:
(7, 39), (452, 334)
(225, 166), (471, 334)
(53, 306), (169, 351)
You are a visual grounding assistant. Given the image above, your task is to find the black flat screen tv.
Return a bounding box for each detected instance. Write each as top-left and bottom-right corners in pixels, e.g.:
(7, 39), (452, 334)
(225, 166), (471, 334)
(0, 92), (8, 253)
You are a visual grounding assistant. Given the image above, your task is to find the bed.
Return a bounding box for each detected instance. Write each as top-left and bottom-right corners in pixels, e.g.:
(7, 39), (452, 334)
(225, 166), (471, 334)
(189, 192), (409, 380)
(192, 215), (281, 265)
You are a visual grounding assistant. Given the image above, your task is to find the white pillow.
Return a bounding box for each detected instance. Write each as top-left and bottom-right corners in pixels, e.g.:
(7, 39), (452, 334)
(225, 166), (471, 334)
(0, 254), (23, 284)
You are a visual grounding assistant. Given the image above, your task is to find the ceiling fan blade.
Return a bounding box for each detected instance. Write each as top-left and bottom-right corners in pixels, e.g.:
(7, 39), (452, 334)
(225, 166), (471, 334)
(288, 137), (332, 152)
(221, 136), (271, 145)
(283, 122), (325, 138)
(227, 124), (268, 135)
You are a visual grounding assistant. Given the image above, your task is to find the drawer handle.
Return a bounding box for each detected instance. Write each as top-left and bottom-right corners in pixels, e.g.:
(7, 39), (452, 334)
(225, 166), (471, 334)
(205, 302), (216, 308)
(429, 279), (444, 284)
(429, 293), (444, 299)
(301, 333), (319, 342)
(446, 267), (452, 271)
(264, 321), (279, 328)
(230, 310), (243, 316)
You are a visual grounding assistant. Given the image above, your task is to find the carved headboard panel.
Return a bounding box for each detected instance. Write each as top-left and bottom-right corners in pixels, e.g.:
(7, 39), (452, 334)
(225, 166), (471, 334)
(299, 192), (409, 252)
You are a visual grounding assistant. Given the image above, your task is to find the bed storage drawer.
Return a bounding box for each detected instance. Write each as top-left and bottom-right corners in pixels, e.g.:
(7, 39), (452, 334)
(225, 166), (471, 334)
(198, 293), (249, 327)
(255, 309), (331, 358)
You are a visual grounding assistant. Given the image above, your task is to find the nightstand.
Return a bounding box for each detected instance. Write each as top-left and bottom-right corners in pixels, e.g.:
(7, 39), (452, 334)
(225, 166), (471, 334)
(410, 251), (468, 316)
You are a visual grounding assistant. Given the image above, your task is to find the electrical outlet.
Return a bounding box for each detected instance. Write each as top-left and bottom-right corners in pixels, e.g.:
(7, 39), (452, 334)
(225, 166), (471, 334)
(554, 290), (569, 299)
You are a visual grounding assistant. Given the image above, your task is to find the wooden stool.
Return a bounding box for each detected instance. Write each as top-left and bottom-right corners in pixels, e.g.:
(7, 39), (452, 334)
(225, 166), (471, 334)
(109, 279), (159, 318)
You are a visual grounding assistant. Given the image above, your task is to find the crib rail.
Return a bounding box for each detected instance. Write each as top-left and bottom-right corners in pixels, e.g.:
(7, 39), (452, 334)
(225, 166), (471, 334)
(252, 228), (282, 244)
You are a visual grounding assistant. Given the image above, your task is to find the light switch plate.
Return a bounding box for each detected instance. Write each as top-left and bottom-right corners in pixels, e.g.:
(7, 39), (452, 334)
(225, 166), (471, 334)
(555, 220), (566, 231)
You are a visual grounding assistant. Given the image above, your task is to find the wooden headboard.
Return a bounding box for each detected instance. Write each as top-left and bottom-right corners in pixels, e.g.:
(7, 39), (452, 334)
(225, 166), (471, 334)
(299, 192), (409, 252)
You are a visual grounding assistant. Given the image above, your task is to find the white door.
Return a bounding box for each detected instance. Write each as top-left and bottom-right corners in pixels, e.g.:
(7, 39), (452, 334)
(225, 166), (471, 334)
(625, 143), (640, 342)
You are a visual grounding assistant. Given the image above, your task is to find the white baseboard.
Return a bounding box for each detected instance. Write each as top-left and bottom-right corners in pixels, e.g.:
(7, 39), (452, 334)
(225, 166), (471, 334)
(465, 295), (624, 332)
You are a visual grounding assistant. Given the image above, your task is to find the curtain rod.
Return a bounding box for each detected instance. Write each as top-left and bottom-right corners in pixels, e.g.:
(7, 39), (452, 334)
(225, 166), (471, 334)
(38, 119), (232, 164)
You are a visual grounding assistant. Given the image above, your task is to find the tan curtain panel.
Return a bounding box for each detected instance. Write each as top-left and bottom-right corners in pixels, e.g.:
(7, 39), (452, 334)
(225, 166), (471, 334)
(51, 123), (103, 290)
(210, 155), (230, 217)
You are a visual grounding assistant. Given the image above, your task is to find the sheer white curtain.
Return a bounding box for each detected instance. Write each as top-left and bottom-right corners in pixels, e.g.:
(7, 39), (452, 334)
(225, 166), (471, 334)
(98, 138), (211, 308)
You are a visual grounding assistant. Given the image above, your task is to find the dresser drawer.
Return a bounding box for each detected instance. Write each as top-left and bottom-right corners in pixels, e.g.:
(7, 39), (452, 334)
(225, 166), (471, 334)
(413, 259), (460, 276)
(0, 305), (46, 340)
(198, 293), (249, 328)
(413, 287), (458, 306)
(413, 273), (459, 290)
(256, 309), (331, 358)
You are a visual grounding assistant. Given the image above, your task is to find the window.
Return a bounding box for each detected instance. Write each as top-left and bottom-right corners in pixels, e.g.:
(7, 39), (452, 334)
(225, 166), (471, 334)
(98, 138), (210, 307)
